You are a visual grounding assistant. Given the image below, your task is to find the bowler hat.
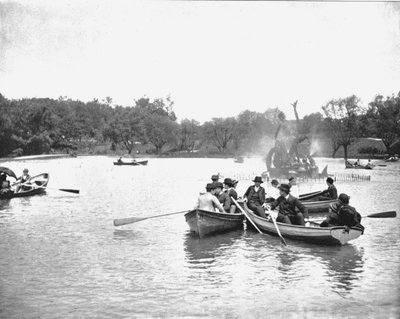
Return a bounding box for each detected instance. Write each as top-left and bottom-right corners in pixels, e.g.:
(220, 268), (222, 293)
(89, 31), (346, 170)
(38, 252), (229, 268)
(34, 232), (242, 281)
(252, 176), (263, 183)
(271, 179), (279, 186)
(223, 178), (233, 186)
(211, 174), (219, 181)
(206, 183), (216, 190)
(278, 183), (291, 193)
(326, 177), (334, 184)
(214, 182), (223, 189)
(338, 193), (350, 204)
(232, 179), (239, 186)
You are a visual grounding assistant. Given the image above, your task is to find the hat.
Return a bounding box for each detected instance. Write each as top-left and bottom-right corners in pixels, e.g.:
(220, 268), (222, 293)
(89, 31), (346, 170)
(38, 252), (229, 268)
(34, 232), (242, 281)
(326, 177), (334, 184)
(288, 177), (295, 182)
(271, 179), (279, 186)
(211, 174), (219, 181)
(23, 168), (29, 173)
(278, 184), (290, 194)
(232, 179), (239, 186)
(206, 183), (216, 190)
(223, 178), (233, 187)
(214, 182), (223, 189)
(338, 193), (350, 204)
(252, 176), (263, 183)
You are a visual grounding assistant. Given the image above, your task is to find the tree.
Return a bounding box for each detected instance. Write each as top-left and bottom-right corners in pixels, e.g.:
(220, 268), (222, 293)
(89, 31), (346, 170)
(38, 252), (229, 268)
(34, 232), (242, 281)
(361, 93), (400, 154)
(322, 95), (363, 159)
(175, 119), (200, 152)
(203, 117), (236, 153)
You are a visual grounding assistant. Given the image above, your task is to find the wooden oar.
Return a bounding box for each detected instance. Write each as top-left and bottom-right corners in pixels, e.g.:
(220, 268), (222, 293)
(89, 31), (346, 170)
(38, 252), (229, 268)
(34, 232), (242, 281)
(299, 190), (322, 198)
(113, 210), (188, 227)
(299, 191), (324, 201)
(266, 208), (287, 246)
(18, 182), (79, 194)
(311, 210), (397, 223)
(231, 197), (264, 235)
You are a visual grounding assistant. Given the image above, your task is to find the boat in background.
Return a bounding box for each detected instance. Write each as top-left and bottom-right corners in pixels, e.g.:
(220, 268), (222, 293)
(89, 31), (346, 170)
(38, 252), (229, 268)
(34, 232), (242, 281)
(0, 173), (50, 199)
(345, 160), (373, 170)
(243, 203), (363, 245)
(113, 160), (148, 166)
(185, 209), (244, 238)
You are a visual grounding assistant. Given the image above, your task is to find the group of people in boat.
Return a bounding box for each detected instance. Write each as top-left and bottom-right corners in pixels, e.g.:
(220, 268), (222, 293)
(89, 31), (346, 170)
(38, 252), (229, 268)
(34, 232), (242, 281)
(0, 168), (32, 196)
(195, 173), (363, 230)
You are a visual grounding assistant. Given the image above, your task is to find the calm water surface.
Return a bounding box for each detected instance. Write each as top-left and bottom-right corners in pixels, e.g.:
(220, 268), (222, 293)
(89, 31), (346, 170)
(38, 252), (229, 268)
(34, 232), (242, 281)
(0, 156), (399, 318)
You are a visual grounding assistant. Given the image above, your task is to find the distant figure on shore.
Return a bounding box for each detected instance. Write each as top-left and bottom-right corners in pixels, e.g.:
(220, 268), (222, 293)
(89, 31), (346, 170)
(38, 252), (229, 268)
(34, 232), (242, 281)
(320, 193), (364, 230)
(14, 169), (31, 192)
(243, 176), (268, 218)
(195, 183), (225, 212)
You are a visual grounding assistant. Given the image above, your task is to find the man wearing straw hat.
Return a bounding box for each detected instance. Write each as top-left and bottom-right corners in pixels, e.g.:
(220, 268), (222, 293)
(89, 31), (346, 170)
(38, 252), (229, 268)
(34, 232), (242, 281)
(243, 176), (268, 218)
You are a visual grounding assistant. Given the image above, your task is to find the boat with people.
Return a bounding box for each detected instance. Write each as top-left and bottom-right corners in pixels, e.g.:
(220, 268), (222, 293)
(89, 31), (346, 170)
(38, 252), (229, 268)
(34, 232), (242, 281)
(384, 155), (399, 162)
(184, 209), (244, 238)
(243, 203), (363, 245)
(113, 160), (148, 166)
(345, 160), (373, 170)
(0, 173), (50, 199)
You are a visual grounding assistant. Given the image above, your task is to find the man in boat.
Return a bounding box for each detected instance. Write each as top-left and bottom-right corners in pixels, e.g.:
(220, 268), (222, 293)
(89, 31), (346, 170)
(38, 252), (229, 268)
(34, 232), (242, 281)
(266, 179), (280, 203)
(214, 182), (231, 213)
(288, 176), (299, 198)
(320, 193), (364, 230)
(14, 169), (31, 192)
(0, 180), (13, 196)
(318, 177), (338, 200)
(118, 157), (123, 163)
(243, 176), (268, 218)
(211, 174), (220, 185)
(195, 183), (225, 213)
(267, 184), (309, 226)
(223, 178), (238, 213)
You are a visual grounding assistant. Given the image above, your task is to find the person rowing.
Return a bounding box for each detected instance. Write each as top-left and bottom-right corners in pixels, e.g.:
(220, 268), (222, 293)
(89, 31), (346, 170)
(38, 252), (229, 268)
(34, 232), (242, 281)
(195, 183), (225, 213)
(317, 177), (338, 201)
(266, 183), (309, 226)
(14, 168), (31, 192)
(320, 193), (364, 231)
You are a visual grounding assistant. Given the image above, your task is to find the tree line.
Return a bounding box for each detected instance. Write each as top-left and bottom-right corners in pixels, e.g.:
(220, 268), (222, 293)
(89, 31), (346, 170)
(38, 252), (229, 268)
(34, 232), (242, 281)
(0, 92), (399, 158)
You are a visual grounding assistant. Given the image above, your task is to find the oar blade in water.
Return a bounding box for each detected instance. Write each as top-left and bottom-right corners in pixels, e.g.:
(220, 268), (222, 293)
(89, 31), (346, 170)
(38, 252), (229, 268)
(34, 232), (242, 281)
(114, 216), (146, 226)
(59, 188), (80, 194)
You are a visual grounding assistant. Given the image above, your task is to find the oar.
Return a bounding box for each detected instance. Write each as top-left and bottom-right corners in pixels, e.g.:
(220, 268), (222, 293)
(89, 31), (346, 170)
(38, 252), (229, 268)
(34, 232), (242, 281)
(299, 190), (322, 198)
(231, 197), (264, 235)
(311, 210), (397, 223)
(18, 182), (79, 194)
(266, 207), (287, 246)
(113, 210), (188, 227)
(299, 191), (324, 200)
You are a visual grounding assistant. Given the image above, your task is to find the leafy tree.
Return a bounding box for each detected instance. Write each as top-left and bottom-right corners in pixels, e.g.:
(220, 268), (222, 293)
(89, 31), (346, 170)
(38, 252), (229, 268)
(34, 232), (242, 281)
(175, 119), (200, 152)
(203, 117), (236, 153)
(322, 95), (363, 159)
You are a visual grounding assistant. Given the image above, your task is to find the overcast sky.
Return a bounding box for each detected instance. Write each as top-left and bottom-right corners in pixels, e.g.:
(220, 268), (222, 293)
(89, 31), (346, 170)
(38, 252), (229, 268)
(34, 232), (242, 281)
(1, 0), (399, 122)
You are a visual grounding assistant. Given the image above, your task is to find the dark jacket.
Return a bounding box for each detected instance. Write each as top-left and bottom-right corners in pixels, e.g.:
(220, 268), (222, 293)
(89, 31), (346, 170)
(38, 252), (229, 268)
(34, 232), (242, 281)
(244, 185), (266, 206)
(325, 185), (338, 199)
(270, 194), (309, 219)
(218, 191), (231, 212)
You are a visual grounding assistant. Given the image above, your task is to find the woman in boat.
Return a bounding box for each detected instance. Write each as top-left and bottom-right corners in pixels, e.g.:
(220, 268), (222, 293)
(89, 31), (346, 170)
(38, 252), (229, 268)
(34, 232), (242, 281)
(266, 183), (309, 226)
(320, 193), (364, 230)
(195, 183), (225, 213)
(243, 176), (268, 218)
(14, 168), (31, 192)
(214, 182), (231, 213)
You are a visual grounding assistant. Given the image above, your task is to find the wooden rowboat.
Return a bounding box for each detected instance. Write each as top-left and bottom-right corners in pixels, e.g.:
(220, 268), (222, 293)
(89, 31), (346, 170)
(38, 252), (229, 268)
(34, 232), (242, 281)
(301, 198), (337, 214)
(184, 209), (244, 237)
(243, 203), (363, 245)
(0, 173), (50, 199)
(113, 160), (148, 166)
(345, 161), (373, 170)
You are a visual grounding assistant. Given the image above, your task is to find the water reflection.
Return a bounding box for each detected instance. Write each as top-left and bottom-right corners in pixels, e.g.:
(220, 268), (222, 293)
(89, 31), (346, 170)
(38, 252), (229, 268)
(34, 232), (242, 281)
(113, 229), (142, 241)
(183, 230), (243, 267)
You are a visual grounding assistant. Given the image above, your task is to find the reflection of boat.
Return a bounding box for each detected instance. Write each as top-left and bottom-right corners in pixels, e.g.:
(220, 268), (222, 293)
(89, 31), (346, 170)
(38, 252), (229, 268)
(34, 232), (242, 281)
(184, 209), (244, 238)
(113, 160), (148, 166)
(0, 173), (50, 199)
(345, 161), (373, 170)
(244, 203), (363, 245)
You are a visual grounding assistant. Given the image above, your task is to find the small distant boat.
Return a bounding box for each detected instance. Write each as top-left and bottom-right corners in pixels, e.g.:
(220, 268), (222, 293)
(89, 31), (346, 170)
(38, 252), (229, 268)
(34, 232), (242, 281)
(243, 203), (363, 245)
(0, 173), (50, 199)
(384, 156), (399, 162)
(184, 209), (244, 237)
(345, 161), (373, 170)
(113, 160), (148, 166)
(234, 156), (244, 163)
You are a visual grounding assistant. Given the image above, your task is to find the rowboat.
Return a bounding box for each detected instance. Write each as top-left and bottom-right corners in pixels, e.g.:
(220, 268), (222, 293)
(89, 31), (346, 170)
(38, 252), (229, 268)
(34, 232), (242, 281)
(301, 198), (337, 214)
(384, 157), (399, 162)
(113, 160), (148, 166)
(345, 161), (373, 170)
(0, 173), (50, 199)
(243, 203), (363, 245)
(184, 209), (244, 237)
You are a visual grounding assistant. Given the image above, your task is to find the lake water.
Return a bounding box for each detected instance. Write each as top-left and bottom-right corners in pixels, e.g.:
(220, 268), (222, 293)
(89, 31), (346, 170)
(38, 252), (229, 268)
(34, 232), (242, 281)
(0, 156), (399, 318)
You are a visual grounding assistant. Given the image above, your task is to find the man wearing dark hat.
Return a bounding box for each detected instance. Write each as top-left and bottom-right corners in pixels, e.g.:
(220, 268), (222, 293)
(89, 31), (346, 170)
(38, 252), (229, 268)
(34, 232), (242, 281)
(223, 178), (238, 213)
(318, 177), (338, 200)
(195, 183), (225, 212)
(243, 176), (268, 218)
(267, 183), (309, 225)
(214, 182), (231, 213)
(211, 174), (219, 183)
(320, 193), (363, 229)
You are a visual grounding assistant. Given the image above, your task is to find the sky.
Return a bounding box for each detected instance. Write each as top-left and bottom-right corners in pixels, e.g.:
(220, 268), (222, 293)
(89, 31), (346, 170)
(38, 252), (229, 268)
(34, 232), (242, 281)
(0, 0), (399, 123)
